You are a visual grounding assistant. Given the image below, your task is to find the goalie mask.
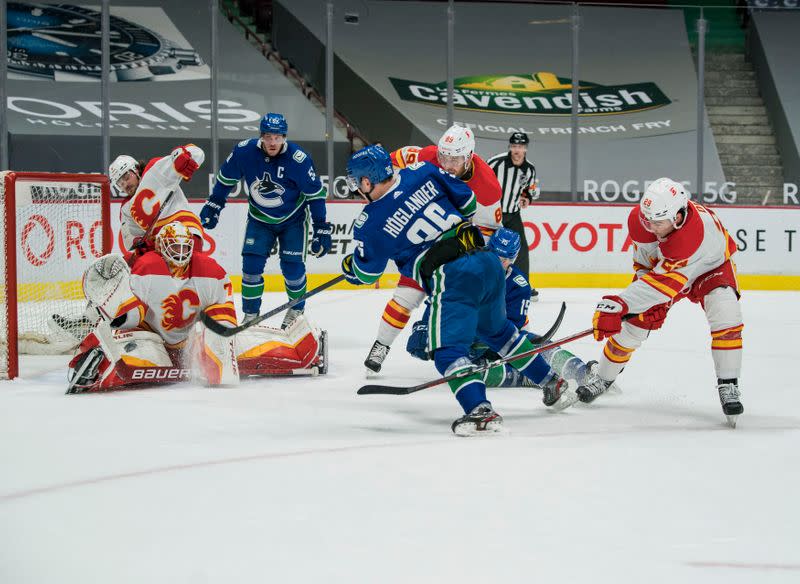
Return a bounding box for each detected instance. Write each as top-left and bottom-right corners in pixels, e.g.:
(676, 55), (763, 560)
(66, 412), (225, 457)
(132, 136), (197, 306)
(156, 222), (194, 270)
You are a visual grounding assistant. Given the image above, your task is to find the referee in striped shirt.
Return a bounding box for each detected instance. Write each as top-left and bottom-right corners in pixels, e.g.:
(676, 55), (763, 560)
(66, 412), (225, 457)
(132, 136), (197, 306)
(487, 132), (538, 283)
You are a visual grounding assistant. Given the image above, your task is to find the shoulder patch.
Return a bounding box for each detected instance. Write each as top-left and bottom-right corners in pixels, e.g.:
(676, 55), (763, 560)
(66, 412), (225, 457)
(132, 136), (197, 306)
(293, 150), (307, 163)
(407, 161), (425, 171)
(354, 211), (368, 229)
(513, 275), (528, 288)
(237, 139), (249, 148)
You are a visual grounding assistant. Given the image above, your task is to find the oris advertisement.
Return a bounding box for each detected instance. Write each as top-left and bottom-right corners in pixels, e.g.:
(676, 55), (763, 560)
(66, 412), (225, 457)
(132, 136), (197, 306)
(4, 1), (348, 177)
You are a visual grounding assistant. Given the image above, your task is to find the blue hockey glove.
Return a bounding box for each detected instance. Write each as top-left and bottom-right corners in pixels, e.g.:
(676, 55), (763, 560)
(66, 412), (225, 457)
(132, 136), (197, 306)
(200, 199), (225, 230)
(341, 254), (361, 285)
(405, 320), (431, 361)
(309, 221), (333, 258)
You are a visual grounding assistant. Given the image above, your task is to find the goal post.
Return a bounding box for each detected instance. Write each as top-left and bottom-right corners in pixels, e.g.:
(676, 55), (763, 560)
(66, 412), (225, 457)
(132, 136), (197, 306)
(1, 171), (112, 380)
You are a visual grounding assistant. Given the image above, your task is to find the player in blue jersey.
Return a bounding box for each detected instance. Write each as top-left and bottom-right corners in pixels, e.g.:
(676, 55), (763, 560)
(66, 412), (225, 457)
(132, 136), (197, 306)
(200, 113), (333, 327)
(342, 145), (578, 436)
(407, 228), (611, 395)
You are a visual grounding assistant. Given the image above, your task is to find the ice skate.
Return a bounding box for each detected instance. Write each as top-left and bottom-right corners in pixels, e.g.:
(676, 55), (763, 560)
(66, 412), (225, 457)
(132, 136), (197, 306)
(451, 402), (503, 436)
(541, 373), (578, 411)
(281, 308), (304, 329)
(243, 312), (258, 324)
(717, 379), (743, 428)
(364, 340), (390, 376)
(576, 361), (613, 404)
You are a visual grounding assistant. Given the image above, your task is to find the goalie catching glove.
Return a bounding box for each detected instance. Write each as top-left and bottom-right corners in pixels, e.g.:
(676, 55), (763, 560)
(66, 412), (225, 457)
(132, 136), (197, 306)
(82, 254), (135, 323)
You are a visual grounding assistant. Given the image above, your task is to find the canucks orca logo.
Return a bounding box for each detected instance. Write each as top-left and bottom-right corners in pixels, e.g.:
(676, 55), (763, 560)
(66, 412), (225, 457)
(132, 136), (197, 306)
(249, 172), (286, 209)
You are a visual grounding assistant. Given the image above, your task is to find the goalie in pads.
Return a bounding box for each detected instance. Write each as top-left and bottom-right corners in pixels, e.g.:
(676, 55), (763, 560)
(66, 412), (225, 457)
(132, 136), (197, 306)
(67, 223), (326, 393)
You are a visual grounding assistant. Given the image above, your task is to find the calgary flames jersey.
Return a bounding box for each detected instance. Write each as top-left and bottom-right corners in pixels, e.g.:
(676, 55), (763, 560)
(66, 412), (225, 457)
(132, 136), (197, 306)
(119, 144), (205, 252)
(114, 251), (237, 348)
(391, 145), (503, 234)
(621, 201), (738, 313)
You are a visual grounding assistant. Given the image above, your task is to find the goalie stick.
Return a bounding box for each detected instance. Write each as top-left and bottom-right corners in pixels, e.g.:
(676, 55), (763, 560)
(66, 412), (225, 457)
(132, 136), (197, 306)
(358, 301), (568, 395)
(200, 274), (346, 337)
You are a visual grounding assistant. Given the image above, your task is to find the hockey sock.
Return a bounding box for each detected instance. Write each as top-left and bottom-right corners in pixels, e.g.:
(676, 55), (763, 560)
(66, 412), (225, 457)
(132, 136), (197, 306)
(284, 274), (307, 312)
(377, 299), (412, 346)
(501, 333), (553, 385)
(241, 273), (265, 315)
(539, 347), (589, 384)
(435, 349), (488, 413)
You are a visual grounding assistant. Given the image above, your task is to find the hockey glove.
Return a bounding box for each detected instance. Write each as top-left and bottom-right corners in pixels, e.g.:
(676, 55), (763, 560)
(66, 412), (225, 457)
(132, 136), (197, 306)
(309, 221), (333, 258)
(341, 254), (361, 285)
(631, 302), (669, 331)
(172, 146), (199, 181)
(406, 320), (431, 361)
(200, 199), (225, 230)
(130, 236), (151, 256)
(592, 295), (629, 341)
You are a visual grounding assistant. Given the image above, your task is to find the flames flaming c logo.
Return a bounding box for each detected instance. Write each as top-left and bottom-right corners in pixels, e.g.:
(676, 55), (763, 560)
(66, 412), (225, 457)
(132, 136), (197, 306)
(161, 289), (200, 331)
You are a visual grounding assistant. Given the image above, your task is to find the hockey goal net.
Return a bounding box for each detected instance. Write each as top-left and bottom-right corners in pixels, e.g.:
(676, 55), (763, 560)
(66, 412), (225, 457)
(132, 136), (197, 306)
(1, 171), (111, 380)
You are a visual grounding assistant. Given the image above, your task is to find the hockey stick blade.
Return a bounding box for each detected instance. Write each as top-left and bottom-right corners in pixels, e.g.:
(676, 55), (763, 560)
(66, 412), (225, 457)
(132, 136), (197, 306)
(357, 301), (568, 396)
(201, 274), (346, 337)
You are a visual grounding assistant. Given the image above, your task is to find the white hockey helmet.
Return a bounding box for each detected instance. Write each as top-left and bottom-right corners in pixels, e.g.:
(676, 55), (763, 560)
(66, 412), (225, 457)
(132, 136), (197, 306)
(109, 155), (139, 192)
(155, 222), (194, 269)
(640, 178), (689, 231)
(437, 124), (475, 173)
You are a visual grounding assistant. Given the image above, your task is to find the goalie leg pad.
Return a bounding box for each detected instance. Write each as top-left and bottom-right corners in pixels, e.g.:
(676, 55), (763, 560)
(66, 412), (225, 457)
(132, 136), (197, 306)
(237, 315), (324, 376)
(193, 326), (240, 386)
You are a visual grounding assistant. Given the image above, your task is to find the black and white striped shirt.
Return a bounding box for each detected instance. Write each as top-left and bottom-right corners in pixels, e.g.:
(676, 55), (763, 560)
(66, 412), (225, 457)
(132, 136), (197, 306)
(487, 153), (537, 214)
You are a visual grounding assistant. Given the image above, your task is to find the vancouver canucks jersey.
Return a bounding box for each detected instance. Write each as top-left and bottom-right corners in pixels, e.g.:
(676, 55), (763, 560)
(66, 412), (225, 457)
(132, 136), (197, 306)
(351, 162), (476, 286)
(504, 264), (532, 329)
(212, 139), (327, 224)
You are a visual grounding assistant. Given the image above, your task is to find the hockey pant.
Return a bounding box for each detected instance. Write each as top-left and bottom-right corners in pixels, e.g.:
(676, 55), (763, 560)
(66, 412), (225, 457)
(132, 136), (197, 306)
(241, 211), (309, 315)
(426, 252), (554, 413)
(597, 285), (743, 383)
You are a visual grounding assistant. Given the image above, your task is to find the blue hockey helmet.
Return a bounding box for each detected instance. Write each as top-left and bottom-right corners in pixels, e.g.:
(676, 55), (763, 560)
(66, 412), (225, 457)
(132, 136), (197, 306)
(345, 145), (394, 192)
(260, 112), (288, 135)
(488, 227), (521, 260)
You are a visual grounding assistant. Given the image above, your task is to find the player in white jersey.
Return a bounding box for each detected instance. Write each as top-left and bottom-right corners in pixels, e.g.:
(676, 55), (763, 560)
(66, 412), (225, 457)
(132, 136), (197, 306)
(112, 144), (206, 255)
(586, 178), (744, 426)
(66, 222), (327, 393)
(50, 145), (207, 345)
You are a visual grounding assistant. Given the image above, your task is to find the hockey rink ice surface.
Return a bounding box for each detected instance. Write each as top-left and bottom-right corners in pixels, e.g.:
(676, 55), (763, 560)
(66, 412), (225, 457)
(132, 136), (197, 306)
(1, 288), (798, 584)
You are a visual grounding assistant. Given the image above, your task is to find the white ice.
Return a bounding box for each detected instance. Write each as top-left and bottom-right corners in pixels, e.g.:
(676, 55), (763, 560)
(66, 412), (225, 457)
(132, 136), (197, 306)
(1, 288), (799, 584)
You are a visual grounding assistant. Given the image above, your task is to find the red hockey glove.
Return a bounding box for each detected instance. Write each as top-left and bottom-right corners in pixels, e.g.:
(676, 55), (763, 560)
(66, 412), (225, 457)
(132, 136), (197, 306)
(172, 146), (199, 181)
(632, 302), (669, 331)
(592, 295), (629, 341)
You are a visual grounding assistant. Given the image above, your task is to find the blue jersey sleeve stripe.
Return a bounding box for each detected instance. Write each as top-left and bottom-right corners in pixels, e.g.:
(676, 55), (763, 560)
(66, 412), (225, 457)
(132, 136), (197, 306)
(457, 192), (477, 216)
(353, 260), (381, 284)
(303, 186), (327, 199)
(216, 171), (238, 186)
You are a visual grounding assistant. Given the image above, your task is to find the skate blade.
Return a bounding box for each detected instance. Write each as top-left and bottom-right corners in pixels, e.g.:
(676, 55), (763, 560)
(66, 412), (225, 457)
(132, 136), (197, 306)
(453, 423), (506, 437)
(726, 415), (739, 429)
(365, 368), (381, 379)
(548, 388), (579, 412)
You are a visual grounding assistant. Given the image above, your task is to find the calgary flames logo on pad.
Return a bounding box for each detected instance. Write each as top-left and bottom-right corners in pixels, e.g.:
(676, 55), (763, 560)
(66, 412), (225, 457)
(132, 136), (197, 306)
(161, 289), (200, 331)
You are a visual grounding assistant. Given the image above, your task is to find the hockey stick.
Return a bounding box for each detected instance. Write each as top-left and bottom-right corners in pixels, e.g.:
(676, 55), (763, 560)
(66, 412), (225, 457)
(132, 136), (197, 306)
(201, 274), (347, 336)
(358, 301), (569, 396)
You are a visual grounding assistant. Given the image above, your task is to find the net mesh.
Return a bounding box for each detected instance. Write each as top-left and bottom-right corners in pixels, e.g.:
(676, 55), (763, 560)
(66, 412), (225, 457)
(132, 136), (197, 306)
(0, 172), (109, 376)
